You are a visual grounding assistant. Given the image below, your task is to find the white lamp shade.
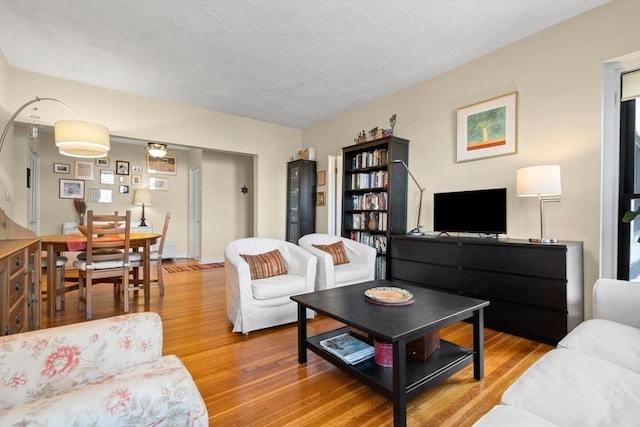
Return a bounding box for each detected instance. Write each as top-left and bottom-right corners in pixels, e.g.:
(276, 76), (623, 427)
(55, 120), (110, 158)
(516, 165), (562, 197)
(134, 189), (152, 205)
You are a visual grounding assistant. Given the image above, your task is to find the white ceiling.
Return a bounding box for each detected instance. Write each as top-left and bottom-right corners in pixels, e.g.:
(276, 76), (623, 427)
(0, 0), (608, 129)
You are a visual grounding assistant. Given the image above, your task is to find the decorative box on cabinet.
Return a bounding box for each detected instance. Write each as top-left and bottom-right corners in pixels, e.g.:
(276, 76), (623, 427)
(0, 239), (41, 335)
(342, 136), (408, 279)
(390, 235), (584, 344)
(286, 159), (316, 243)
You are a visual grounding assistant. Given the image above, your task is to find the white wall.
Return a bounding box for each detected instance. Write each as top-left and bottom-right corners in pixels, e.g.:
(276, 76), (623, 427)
(201, 149), (254, 262)
(303, 0), (640, 318)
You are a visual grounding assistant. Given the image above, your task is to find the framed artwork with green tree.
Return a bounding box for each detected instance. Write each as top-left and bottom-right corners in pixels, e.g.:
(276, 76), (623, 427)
(457, 92), (517, 162)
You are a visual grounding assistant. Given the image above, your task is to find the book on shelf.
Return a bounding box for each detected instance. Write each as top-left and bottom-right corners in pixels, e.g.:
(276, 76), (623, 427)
(319, 333), (374, 365)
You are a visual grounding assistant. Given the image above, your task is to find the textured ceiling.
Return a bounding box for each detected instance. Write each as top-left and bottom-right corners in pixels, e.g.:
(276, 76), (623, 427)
(0, 0), (608, 129)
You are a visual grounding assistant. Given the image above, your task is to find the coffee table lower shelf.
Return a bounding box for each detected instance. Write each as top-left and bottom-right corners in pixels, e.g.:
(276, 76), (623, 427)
(306, 327), (474, 399)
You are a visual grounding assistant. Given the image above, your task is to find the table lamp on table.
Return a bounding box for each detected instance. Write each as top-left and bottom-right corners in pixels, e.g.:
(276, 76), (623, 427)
(133, 189), (152, 227)
(516, 165), (562, 243)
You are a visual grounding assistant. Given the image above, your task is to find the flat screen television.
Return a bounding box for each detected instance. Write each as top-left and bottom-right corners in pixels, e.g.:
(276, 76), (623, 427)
(433, 188), (507, 234)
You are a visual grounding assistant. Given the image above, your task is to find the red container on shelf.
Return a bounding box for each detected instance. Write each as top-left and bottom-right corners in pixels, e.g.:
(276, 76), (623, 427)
(374, 339), (393, 367)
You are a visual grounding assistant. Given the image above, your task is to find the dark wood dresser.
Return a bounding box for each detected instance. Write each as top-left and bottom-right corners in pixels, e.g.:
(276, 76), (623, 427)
(390, 235), (584, 344)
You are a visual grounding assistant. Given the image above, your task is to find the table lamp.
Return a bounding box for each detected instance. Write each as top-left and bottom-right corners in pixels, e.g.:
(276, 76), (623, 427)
(133, 189), (152, 227)
(516, 165), (562, 243)
(391, 160), (425, 235)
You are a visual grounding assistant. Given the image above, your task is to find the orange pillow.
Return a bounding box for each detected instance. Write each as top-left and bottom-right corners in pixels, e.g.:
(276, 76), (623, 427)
(312, 241), (349, 265)
(240, 249), (288, 279)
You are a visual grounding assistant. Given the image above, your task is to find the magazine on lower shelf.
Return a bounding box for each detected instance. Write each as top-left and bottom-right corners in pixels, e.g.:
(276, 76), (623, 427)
(319, 333), (374, 365)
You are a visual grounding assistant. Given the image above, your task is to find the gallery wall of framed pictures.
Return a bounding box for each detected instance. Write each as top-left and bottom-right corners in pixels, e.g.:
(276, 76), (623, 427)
(52, 150), (179, 205)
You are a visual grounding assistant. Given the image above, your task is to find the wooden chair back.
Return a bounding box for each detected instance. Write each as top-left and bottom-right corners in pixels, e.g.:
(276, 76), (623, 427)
(158, 212), (171, 255)
(77, 210), (132, 319)
(84, 210), (131, 265)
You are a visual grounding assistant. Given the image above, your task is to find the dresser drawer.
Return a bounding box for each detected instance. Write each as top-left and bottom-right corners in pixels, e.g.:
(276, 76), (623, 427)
(8, 270), (26, 308)
(391, 238), (459, 266)
(392, 259), (462, 292)
(461, 269), (567, 311)
(4, 297), (26, 335)
(460, 244), (567, 279)
(485, 298), (568, 344)
(8, 249), (26, 275)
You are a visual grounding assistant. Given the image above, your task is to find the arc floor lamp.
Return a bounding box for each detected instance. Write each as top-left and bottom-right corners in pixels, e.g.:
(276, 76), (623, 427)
(0, 97), (110, 158)
(391, 159), (425, 235)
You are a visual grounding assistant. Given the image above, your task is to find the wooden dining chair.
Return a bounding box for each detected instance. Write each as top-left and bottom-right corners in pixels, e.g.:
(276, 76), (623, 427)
(130, 212), (170, 296)
(41, 255), (79, 311)
(73, 210), (132, 320)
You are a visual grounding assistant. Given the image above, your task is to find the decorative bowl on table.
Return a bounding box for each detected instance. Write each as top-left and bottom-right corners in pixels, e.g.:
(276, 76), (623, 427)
(364, 286), (415, 306)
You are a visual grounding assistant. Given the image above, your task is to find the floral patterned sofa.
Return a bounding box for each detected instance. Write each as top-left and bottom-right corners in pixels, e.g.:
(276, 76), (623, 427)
(0, 312), (208, 426)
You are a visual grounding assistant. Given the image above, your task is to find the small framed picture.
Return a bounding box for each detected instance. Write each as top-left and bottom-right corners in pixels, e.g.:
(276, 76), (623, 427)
(59, 179), (84, 199)
(100, 169), (115, 184)
(132, 174), (142, 185)
(317, 191), (326, 206)
(317, 170), (326, 186)
(119, 185), (129, 194)
(89, 188), (112, 203)
(53, 163), (70, 174)
(74, 160), (94, 180)
(149, 177), (169, 191)
(116, 160), (130, 175)
(119, 175), (128, 183)
(95, 158), (110, 167)
(147, 155), (177, 175)
(131, 165), (143, 173)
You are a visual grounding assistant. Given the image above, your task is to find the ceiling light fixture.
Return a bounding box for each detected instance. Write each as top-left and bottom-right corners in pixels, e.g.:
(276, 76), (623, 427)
(147, 142), (169, 158)
(0, 97), (110, 158)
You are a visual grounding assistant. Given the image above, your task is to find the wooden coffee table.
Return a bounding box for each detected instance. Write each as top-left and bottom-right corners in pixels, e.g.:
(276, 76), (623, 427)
(291, 280), (489, 427)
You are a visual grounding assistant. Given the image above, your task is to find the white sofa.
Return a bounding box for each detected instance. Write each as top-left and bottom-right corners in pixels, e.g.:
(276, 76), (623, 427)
(224, 237), (317, 334)
(473, 278), (640, 427)
(0, 312), (208, 426)
(298, 233), (376, 290)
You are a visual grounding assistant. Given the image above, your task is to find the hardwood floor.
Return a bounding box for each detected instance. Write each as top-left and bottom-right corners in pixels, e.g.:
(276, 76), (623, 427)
(41, 260), (553, 426)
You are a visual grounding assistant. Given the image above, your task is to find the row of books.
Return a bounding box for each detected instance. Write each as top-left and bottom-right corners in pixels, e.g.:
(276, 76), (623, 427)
(348, 212), (387, 231)
(349, 171), (388, 190)
(375, 256), (387, 279)
(349, 192), (387, 210)
(349, 231), (387, 253)
(350, 149), (389, 170)
(319, 333), (374, 365)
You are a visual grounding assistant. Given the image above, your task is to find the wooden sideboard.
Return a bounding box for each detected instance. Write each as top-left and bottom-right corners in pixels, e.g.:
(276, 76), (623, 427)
(390, 235), (584, 344)
(0, 239), (41, 334)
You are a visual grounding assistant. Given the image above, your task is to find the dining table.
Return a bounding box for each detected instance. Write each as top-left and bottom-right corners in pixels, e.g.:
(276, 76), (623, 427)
(39, 232), (161, 318)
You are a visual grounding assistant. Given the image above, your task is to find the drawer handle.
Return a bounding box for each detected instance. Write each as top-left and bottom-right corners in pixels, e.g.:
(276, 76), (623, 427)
(14, 283), (22, 291)
(14, 257), (22, 267)
(15, 315), (21, 325)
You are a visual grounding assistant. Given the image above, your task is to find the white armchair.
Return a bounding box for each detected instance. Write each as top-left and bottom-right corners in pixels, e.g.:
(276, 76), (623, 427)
(298, 233), (376, 291)
(224, 237), (317, 334)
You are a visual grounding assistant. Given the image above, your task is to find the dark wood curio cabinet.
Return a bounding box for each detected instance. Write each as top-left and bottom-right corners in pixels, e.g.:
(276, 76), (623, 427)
(286, 159), (316, 243)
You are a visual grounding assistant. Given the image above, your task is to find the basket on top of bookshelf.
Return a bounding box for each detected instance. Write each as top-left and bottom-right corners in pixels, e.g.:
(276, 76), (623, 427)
(342, 136), (408, 279)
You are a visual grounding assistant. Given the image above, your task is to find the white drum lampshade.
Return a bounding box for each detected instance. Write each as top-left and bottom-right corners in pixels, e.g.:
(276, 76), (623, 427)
(516, 165), (562, 243)
(55, 120), (110, 158)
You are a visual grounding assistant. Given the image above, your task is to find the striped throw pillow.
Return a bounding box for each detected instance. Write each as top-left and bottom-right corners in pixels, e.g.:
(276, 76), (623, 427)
(312, 241), (349, 265)
(240, 249), (288, 279)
